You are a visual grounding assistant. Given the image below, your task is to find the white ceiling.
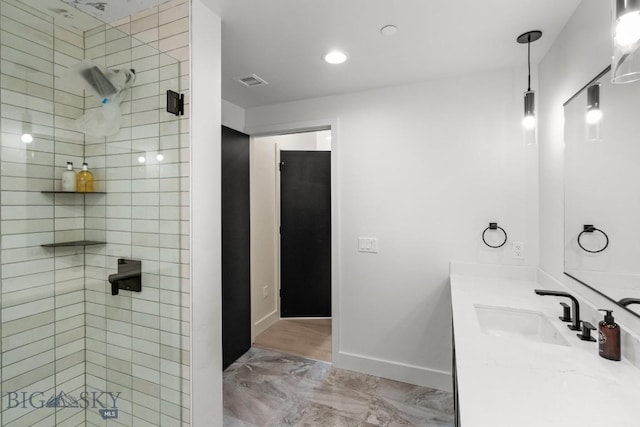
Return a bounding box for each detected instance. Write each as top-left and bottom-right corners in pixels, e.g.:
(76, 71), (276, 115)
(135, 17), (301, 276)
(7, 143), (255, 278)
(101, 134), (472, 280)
(26, 0), (583, 109)
(220, 0), (582, 108)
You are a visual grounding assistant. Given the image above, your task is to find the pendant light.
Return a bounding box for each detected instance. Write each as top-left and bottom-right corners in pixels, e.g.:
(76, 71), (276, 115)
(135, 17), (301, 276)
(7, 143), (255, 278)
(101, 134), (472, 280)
(586, 83), (603, 142)
(517, 30), (542, 145)
(21, 111), (33, 143)
(21, 71), (33, 143)
(586, 83), (602, 124)
(612, 0), (640, 83)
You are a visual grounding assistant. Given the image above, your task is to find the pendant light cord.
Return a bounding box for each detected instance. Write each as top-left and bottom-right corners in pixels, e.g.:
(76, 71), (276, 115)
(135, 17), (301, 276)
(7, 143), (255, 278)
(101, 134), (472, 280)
(527, 36), (531, 91)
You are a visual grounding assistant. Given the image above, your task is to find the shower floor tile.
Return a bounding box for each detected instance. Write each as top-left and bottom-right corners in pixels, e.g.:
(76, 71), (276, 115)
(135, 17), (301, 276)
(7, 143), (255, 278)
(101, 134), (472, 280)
(222, 347), (454, 427)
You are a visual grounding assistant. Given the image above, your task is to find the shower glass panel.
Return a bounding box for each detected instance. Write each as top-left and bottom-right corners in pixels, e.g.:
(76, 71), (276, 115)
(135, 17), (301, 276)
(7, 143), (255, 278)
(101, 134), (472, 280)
(0, 0), (187, 425)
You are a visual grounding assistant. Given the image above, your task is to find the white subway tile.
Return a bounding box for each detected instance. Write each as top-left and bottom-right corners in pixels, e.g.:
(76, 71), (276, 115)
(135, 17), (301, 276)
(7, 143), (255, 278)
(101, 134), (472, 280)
(2, 297), (53, 322)
(158, 2), (189, 25)
(158, 17), (188, 40)
(131, 13), (159, 35)
(132, 219), (158, 233)
(2, 258), (54, 279)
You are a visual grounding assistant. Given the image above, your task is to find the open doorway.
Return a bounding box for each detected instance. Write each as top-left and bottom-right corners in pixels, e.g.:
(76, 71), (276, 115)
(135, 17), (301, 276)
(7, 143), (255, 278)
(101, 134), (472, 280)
(250, 130), (333, 362)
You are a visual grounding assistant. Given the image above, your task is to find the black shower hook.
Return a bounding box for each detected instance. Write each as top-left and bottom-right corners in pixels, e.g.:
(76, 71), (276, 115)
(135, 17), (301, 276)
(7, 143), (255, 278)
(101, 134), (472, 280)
(482, 222), (508, 248)
(577, 224), (609, 253)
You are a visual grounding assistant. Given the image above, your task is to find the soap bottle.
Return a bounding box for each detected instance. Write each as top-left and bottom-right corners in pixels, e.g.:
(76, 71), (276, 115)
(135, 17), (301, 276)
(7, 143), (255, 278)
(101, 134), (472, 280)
(76, 162), (94, 192)
(61, 162), (77, 192)
(598, 309), (621, 361)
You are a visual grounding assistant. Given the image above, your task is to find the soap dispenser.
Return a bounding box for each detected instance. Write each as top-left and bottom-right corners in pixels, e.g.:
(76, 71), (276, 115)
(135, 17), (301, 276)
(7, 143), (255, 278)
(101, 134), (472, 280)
(598, 309), (621, 361)
(61, 162), (77, 192)
(76, 162), (94, 192)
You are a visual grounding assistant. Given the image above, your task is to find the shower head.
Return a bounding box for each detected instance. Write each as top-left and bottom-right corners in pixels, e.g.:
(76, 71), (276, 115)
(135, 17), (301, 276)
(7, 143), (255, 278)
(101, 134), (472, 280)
(80, 66), (118, 99)
(73, 60), (137, 137)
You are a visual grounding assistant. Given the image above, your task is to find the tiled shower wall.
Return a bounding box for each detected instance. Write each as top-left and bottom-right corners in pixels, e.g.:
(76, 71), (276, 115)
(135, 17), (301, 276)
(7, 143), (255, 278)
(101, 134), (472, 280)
(0, 0), (190, 425)
(1, 0), (86, 425)
(82, 1), (190, 426)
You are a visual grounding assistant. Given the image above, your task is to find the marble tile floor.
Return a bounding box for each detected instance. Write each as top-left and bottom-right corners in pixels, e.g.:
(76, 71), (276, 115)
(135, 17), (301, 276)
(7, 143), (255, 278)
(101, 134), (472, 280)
(223, 347), (454, 427)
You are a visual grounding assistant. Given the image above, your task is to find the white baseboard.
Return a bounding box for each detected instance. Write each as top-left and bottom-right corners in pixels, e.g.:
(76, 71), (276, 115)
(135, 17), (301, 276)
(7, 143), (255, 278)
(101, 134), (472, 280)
(334, 351), (453, 393)
(280, 317), (332, 320)
(253, 310), (279, 340)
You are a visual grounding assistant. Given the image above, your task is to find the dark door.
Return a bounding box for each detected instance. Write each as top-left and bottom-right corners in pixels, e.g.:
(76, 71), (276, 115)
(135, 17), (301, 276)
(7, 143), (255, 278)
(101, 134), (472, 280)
(221, 126), (251, 369)
(280, 151), (331, 317)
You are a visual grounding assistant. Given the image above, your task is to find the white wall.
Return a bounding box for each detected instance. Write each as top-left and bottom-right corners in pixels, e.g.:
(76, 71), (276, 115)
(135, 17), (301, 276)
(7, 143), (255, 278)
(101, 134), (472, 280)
(250, 131), (331, 339)
(245, 68), (538, 391)
(222, 99), (246, 132)
(190, 0), (222, 425)
(538, 0), (640, 333)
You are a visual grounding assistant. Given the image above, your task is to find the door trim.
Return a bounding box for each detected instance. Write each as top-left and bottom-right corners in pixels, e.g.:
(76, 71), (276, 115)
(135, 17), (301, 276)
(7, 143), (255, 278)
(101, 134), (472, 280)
(245, 118), (341, 364)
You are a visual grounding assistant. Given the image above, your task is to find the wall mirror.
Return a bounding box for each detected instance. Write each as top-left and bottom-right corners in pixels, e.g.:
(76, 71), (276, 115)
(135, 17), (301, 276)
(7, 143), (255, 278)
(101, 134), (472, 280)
(564, 66), (640, 317)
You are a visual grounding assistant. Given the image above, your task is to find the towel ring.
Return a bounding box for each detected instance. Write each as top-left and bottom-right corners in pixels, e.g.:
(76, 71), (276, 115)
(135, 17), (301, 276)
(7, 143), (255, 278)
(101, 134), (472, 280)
(482, 222), (507, 248)
(577, 225), (609, 253)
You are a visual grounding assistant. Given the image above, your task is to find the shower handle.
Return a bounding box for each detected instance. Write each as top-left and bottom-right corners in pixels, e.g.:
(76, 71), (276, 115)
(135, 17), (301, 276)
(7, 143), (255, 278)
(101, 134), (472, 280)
(108, 259), (142, 295)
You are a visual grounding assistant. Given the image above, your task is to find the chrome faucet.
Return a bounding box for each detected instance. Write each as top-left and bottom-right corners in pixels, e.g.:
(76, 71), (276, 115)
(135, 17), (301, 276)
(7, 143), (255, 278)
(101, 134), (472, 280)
(619, 298), (640, 308)
(534, 290), (581, 331)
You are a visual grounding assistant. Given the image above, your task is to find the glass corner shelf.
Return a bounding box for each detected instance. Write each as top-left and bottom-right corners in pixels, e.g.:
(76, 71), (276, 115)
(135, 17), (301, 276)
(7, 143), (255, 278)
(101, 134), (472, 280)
(41, 191), (106, 194)
(41, 240), (106, 248)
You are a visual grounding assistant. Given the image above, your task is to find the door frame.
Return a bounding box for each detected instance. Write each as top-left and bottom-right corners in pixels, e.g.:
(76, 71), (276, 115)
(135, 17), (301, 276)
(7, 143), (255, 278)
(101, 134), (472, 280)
(246, 118), (340, 363)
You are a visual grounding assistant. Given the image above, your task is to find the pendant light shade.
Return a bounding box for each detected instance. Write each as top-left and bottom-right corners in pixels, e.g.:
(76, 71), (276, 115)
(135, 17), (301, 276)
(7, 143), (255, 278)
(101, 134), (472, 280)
(586, 83), (603, 124)
(586, 83), (603, 142)
(522, 90), (536, 130)
(21, 111), (33, 143)
(21, 71), (33, 144)
(612, 0), (640, 83)
(517, 30), (542, 145)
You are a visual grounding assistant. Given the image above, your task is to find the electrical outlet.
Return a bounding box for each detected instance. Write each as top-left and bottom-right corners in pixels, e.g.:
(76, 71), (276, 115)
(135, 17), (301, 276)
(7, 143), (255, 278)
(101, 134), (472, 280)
(262, 286), (268, 298)
(512, 242), (525, 260)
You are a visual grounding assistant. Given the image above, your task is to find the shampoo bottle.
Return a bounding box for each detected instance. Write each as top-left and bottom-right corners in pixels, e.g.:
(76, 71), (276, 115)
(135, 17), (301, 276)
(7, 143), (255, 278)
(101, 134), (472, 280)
(61, 162), (77, 192)
(76, 162), (94, 192)
(598, 309), (621, 361)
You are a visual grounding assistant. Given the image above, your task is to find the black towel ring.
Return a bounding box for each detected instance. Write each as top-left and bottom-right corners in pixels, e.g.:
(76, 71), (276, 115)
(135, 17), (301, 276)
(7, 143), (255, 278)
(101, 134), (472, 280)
(577, 225), (609, 253)
(482, 222), (508, 248)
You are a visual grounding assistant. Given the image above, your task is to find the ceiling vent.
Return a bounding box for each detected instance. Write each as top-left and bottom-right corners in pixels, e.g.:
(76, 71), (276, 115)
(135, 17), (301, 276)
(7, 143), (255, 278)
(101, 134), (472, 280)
(234, 74), (268, 88)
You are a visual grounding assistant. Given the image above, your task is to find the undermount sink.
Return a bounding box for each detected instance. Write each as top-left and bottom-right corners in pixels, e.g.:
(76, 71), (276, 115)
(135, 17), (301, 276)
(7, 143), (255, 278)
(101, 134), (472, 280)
(474, 305), (570, 347)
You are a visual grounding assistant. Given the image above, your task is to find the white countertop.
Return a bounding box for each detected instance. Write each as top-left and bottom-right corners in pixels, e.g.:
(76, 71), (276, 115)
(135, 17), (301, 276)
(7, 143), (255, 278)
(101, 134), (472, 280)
(450, 264), (640, 427)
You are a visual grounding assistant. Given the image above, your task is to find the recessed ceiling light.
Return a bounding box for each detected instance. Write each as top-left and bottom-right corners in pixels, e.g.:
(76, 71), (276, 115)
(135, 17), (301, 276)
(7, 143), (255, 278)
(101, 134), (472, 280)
(380, 25), (398, 36)
(323, 50), (347, 65)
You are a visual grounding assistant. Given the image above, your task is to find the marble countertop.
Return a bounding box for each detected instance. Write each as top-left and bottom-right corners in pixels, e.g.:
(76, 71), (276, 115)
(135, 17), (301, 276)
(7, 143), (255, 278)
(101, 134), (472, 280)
(450, 263), (640, 427)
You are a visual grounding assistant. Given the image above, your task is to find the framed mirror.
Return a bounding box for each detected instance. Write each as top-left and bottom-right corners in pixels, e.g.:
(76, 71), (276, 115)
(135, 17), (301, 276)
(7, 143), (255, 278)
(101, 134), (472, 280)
(564, 66), (640, 317)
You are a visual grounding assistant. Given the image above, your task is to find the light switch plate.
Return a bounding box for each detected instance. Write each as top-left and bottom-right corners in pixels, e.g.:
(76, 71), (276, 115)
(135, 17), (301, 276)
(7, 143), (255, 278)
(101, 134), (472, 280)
(358, 238), (379, 253)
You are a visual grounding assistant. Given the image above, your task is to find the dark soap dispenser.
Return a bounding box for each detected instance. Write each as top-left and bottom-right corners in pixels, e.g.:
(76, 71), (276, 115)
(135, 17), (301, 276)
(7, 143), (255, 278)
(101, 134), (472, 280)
(598, 309), (621, 361)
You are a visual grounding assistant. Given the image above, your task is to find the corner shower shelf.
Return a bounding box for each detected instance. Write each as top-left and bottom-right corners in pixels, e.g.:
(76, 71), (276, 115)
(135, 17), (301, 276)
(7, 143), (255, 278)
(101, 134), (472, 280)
(41, 240), (106, 248)
(41, 191), (106, 194)
(39, 191), (107, 248)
